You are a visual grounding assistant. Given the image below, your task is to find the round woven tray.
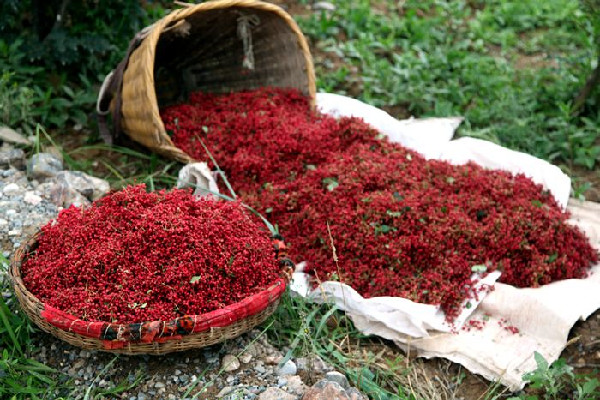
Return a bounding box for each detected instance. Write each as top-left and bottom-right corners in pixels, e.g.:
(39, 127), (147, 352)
(98, 0), (316, 163)
(9, 231), (287, 355)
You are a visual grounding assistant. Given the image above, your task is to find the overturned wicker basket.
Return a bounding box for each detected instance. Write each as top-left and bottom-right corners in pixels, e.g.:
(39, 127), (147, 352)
(9, 231), (289, 355)
(97, 0), (316, 163)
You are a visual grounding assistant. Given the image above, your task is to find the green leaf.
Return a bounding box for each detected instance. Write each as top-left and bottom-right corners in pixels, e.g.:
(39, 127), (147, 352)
(190, 275), (202, 284)
(322, 177), (339, 191)
(533, 351), (549, 371)
(582, 378), (599, 395)
(471, 264), (487, 273)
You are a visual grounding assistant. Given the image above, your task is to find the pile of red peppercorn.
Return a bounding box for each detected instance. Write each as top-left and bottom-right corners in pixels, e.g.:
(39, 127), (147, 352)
(21, 185), (279, 323)
(161, 87), (598, 320)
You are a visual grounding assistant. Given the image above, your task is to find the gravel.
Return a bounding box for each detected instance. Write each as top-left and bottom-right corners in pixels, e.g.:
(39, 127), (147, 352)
(0, 139), (367, 399)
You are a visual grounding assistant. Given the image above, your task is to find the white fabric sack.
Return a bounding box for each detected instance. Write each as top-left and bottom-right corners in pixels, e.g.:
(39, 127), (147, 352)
(176, 162), (220, 199)
(316, 92), (461, 160)
(305, 93), (599, 390)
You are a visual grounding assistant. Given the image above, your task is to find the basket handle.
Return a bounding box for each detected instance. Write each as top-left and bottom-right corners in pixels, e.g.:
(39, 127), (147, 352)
(96, 29), (150, 145)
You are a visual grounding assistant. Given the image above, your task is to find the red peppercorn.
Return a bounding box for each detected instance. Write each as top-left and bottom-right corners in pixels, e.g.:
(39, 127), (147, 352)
(159, 88), (599, 321)
(21, 185), (280, 323)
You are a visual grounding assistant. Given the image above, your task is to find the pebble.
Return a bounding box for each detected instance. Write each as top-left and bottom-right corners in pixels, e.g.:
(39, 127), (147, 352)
(0, 127), (31, 145)
(222, 354), (241, 372)
(24, 191), (42, 206)
(325, 371), (350, 390)
(258, 387), (296, 400)
(0, 148), (26, 169)
(277, 360), (297, 376)
(3, 183), (20, 195)
(240, 352), (254, 363)
(27, 153), (63, 178)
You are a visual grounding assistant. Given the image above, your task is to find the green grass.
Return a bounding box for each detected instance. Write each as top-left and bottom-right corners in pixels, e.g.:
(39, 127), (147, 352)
(298, 0), (600, 171)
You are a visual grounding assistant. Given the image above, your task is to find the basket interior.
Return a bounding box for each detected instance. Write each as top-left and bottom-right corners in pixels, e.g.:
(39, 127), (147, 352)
(153, 7), (309, 107)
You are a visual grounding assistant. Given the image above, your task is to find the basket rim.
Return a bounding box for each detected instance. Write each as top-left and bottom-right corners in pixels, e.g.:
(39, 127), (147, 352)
(9, 230), (287, 348)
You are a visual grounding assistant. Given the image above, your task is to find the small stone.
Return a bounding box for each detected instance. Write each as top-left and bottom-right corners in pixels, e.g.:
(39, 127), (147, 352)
(3, 183), (21, 195)
(0, 148), (26, 169)
(27, 153), (63, 179)
(174, 369), (182, 376)
(137, 394), (148, 400)
(0, 219), (7, 227)
(217, 386), (234, 397)
(72, 359), (86, 370)
(258, 387), (296, 400)
(5, 209), (16, 216)
(167, 395), (176, 400)
(277, 360), (297, 376)
(0, 127), (31, 145)
(8, 230), (21, 237)
(301, 381), (349, 400)
(255, 364), (266, 374)
(221, 354), (241, 372)
(296, 356), (331, 374)
(286, 375), (306, 395)
(346, 387), (368, 400)
(265, 355), (282, 365)
(325, 371), (350, 390)
(240, 352), (253, 364)
(154, 382), (165, 388)
(24, 191), (42, 206)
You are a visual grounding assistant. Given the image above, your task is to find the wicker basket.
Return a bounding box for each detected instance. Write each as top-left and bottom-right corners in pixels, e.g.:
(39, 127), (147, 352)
(9, 231), (288, 355)
(97, 0), (316, 163)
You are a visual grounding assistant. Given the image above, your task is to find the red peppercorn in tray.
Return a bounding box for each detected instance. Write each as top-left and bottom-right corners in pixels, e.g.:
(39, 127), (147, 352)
(21, 185), (280, 324)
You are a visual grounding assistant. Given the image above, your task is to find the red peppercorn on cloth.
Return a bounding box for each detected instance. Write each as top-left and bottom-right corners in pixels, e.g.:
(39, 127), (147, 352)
(316, 93), (572, 210)
(296, 94), (599, 390)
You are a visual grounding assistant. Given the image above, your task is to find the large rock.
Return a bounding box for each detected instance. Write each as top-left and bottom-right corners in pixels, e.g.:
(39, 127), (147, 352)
(0, 127), (31, 146)
(27, 153), (63, 179)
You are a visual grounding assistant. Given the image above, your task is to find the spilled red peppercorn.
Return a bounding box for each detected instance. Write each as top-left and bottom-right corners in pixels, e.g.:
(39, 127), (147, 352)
(160, 88), (599, 321)
(21, 185), (279, 323)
